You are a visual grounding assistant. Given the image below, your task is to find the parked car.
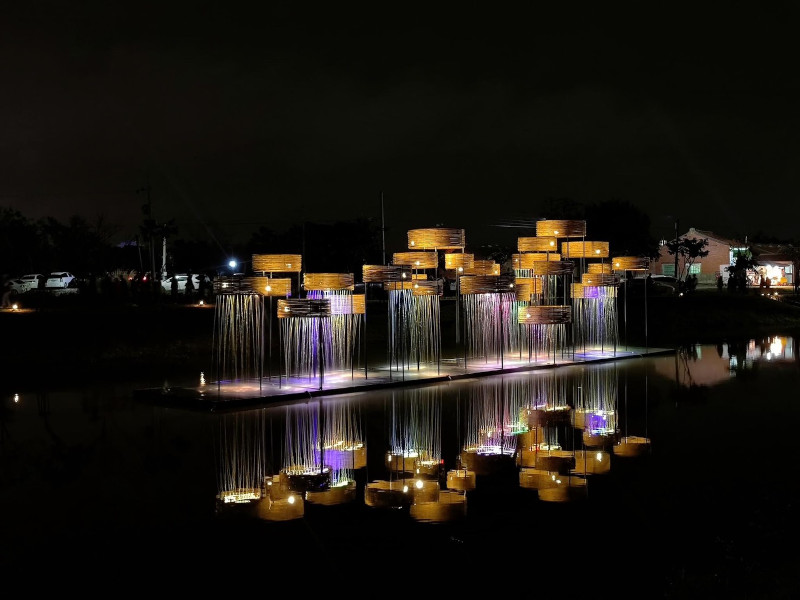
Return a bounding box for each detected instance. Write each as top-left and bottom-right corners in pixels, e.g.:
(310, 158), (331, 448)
(8, 273), (46, 294)
(160, 273), (212, 294)
(45, 272), (77, 288)
(631, 274), (680, 294)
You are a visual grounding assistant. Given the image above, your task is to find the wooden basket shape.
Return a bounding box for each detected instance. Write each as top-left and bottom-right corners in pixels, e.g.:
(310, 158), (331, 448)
(252, 254), (302, 273)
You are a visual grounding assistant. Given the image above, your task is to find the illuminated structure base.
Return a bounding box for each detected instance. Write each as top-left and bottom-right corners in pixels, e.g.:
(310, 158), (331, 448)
(538, 475), (588, 503)
(306, 480), (357, 506)
(280, 466), (331, 493)
(460, 447), (516, 476)
(410, 490), (467, 523)
(364, 480), (412, 509)
(446, 469), (477, 491)
(613, 436), (651, 457)
(582, 430), (618, 448)
(572, 450), (612, 475)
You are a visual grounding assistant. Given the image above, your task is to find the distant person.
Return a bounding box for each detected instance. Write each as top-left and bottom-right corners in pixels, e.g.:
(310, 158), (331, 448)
(688, 274), (698, 293)
(716, 273), (723, 292)
(170, 273), (179, 301)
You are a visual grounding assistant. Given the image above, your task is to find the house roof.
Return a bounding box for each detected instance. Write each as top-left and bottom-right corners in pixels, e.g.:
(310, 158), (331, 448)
(683, 228), (740, 247)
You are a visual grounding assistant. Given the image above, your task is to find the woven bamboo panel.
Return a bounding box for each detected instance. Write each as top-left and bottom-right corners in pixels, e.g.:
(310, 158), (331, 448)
(518, 236), (558, 252)
(530, 260), (575, 276)
(561, 241), (609, 258)
(240, 277), (292, 296)
(515, 277), (542, 301)
(581, 273), (619, 286)
(213, 276), (252, 294)
(444, 253), (475, 270)
(518, 305), (572, 325)
(535, 219), (587, 238)
(303, 273), (354, 291)
(412, 273), (427, 280)
(393, 251), (438, 269)
(329, 294), (366, 315)
(362, 264), (410, 283)
(612, 256), (650, 271)
(512, 253), (562, 269)
(459, 275), (515, 295)
(252, 254), (302, 273)
(571, 283), (585, 299)
(276, 298), (331, 318)
(465, 260), (500, 275)
(408, 228), (465, 250)
(587, 263), (612, 274)
(384, 281), (415, 291)
(411, 280), (443, 296)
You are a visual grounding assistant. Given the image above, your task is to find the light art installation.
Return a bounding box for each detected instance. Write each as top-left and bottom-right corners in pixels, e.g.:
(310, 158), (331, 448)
(408, 228), (465, 250)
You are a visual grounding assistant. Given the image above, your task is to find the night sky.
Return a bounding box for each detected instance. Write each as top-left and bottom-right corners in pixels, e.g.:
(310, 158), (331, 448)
(2, 2), (798, 253)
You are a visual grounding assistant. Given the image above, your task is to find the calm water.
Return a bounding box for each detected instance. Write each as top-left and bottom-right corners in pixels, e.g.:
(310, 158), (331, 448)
(2, 337), (799, 596)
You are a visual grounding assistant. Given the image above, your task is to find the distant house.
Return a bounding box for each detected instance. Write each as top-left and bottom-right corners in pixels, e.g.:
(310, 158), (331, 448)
(649, 227), (795, 287)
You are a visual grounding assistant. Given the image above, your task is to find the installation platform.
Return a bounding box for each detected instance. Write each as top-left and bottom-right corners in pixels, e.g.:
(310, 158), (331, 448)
(133, 345), (674, 411)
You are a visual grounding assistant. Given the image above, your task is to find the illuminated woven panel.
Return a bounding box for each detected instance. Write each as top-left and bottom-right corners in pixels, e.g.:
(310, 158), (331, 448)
(587, 263), (612, 274)
(518, 237), (558, 252)
(408, 228), (465, 250)
(329, 294), (366, 315)
(362, 264), (410, 283)
(241, 277), (292, 296)
(277, 298), (331, 318)
(581, 273), (619, 286)
(530, 260), (575, 276)
(411, 280), (443, 296)
(512, 253), (561, 269)
(571, 283), (585, 299)
(561, 241), (609, 258)
(571, 283), (614, 299)
(384, 281), (414, 291)
(612, 256), (650, 271)
(412, 273), (427, 280)
(393, 251), (438, 269)
(535, 220), (587, 238)
(518, 305), (572, 325)
(459, 275), (516, 295)
(515, 277), (543, 301)
(303, 273), (354, 291)
(252, 254), (302, 273)
(465, 260), (500, 275)
(213, 276), (253, 294)
(444, 253), (475, 270)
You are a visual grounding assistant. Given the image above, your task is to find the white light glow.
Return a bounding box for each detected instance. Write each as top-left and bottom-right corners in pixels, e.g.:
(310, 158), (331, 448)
(266, 285), (272, 292)
(403, 485), (409, 493)
(288, 495), (295, 504)
(228, 260), (237, 269)
(415, 480), (423, 489)
(14, 393), (19, 403)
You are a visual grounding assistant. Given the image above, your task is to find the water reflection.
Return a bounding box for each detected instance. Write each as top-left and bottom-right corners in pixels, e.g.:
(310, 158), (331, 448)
(4, 338), (799, 594)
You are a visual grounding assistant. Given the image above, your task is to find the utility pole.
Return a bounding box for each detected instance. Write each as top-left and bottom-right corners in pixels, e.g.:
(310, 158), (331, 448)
(381, 191), (386, 265)
(137, 183), (156, 279)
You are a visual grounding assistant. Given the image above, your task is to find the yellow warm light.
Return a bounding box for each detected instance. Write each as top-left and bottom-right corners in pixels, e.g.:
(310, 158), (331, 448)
(407, 228), (465, 250)
(444, 253), (475, 270)
(303, 273), (354, 291)
(561, 241), (609, 258)
(518, 305), (572, 325)
(536, 219), (586, 238)
(587, 263), (612, 274)
(611, 256), (650, 271)
(581, 273), (618, 286)
(363, 264), (410, 283)
(513, 253), (562, 269)
(517, 237), (558, 252)
(530, 260), (575, 276)
(465, 260), (500, 275)
(393, 251), (438, 270)
(252, 254), (303, 273)
(242, 277), (292, 296)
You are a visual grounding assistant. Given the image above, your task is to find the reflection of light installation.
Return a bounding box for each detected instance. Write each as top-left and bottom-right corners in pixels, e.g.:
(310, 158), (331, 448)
(215, 410), (267, 511)
(409, 489), (467, 523)
(613, 367), (652, 458)
(572, 364), (619, 449)
(280, 402), (331, 495)
(306, 397), (364, 506)
(258, 475), (305, 521)
(460, 378), (520, 476)
(386, 388), (442, 479)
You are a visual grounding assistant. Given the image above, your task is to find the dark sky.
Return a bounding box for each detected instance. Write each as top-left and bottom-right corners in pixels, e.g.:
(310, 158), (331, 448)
(2, 2), (798, 253)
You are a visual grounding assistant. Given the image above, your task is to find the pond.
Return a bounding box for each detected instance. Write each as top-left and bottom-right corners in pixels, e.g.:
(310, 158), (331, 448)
(1, 336), (798, 596)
